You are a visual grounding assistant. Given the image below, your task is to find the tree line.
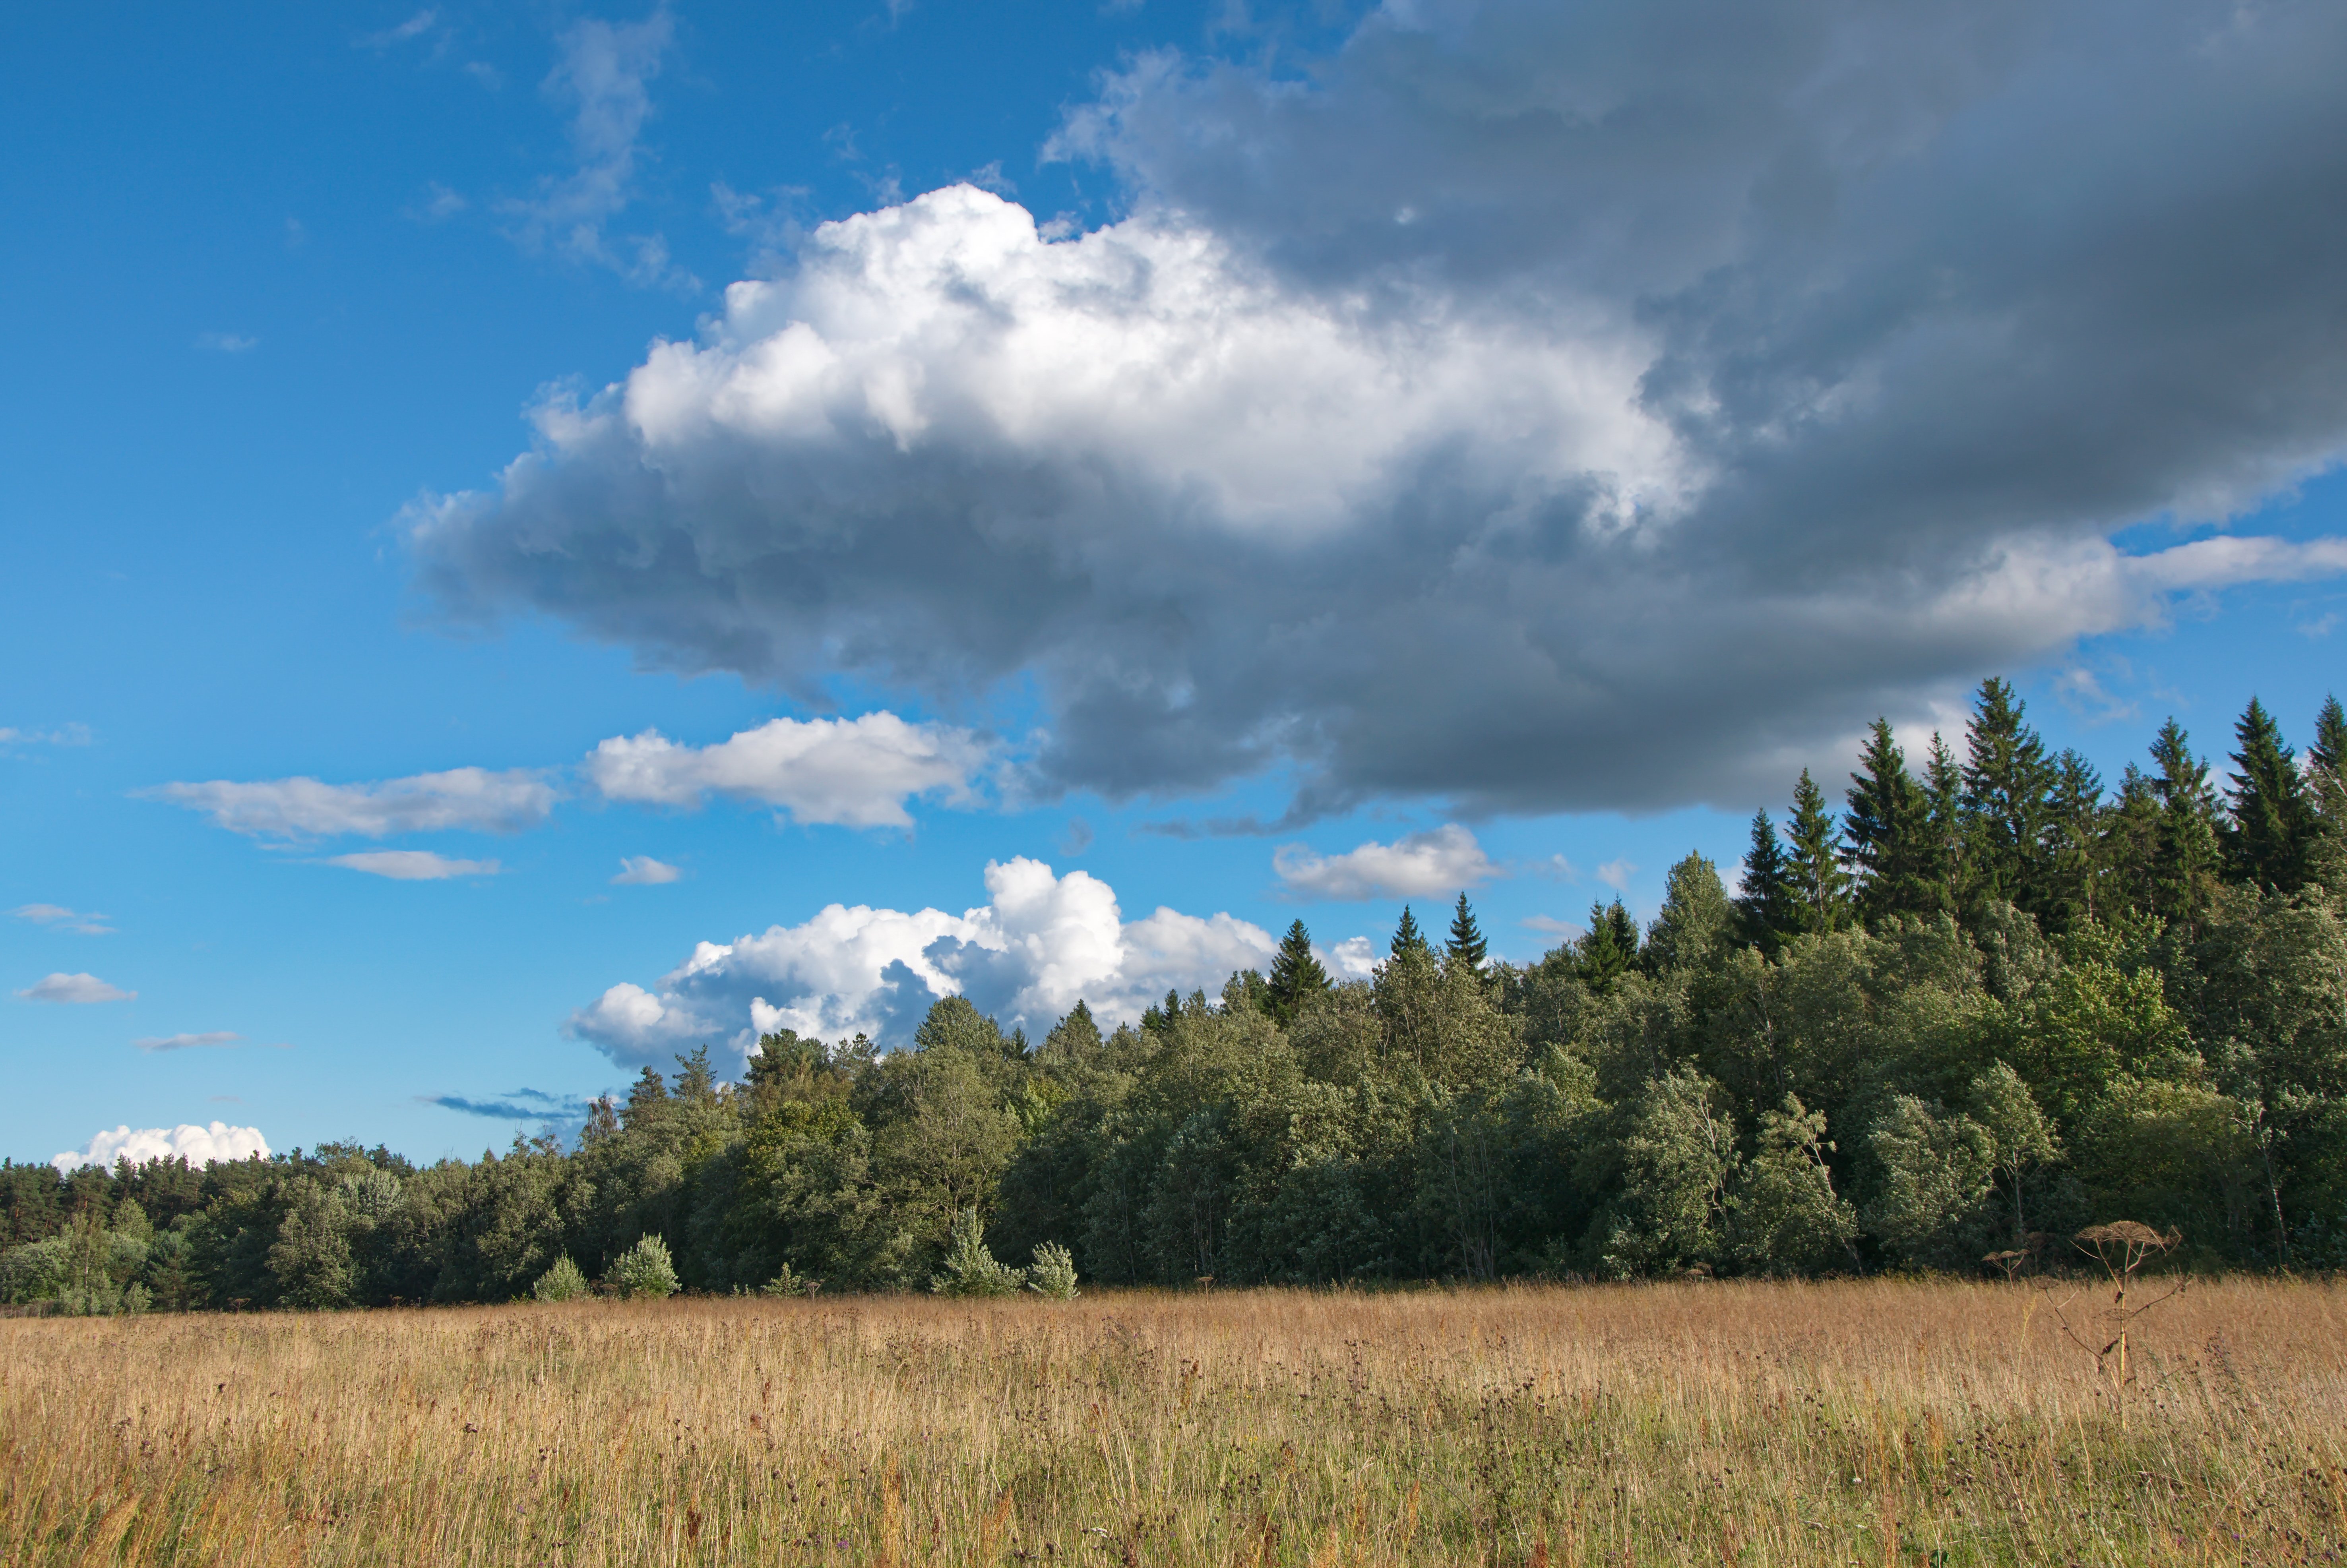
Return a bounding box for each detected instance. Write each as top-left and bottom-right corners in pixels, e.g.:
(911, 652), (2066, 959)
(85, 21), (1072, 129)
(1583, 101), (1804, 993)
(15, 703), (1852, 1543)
(5, 679), (2344, 1312)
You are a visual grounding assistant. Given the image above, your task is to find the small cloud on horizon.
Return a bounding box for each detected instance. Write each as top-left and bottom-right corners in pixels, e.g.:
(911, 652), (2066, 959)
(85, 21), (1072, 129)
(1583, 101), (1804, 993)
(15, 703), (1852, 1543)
(1595, 859), (1637, 892)
(611, 855), (681, 885)
(52, 1121), (270, 1173)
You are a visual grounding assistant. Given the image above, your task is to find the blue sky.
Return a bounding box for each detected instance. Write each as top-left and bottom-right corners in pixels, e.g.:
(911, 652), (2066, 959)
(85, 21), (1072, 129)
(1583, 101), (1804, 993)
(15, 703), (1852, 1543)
(5, 0), (2343, 1168)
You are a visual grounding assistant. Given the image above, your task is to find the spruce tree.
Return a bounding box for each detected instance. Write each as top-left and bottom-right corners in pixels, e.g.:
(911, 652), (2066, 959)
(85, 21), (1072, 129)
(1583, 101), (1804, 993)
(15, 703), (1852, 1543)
(1265, 920), (1331, 1026)
(1923, 731), (1967, 904)
(1390, 905), (1430, 960)
(2040, 749), (2107, 932)
(2306, 694), (2347, 883)
(1734, 808), (1798, 955)
(1843, 718), (1938, 924)
(1445, 893), (1488, 970)
(1961, 677), (2056, 914)
(2312, 694), (2347, 780)
(1785, 769), (1851, 935)
(1578, 899), (1637, 992)
(2225, 697), (2311, 892)
(2147, 718), (2221, 927)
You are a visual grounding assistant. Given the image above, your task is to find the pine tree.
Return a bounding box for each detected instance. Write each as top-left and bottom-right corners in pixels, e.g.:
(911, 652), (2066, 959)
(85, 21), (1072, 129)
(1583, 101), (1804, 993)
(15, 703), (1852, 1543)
(1265, 920), (1331, 1026)
(1734, 809), (1798, 955)
(2225, 697), (2311, 892)
(1390, 905), (1430, 960)
(1785, 769), (1851, 935)
(1445, 893), (1488, 970)
(1961, 678), (2056, 914)
(1843, 718), (1939, 925)
(2147, 718), (2221, 928)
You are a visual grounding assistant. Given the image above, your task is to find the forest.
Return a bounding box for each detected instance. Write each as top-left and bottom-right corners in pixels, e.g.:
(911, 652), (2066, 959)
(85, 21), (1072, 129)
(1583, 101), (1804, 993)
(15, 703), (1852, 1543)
(4, 678), (2344, 1312)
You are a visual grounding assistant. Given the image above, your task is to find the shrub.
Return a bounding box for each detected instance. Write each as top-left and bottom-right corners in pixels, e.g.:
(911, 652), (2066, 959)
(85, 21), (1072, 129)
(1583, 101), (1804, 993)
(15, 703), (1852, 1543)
(532, 1254), (591, 1302)
(608, 1236), (679, 1300)
(1025, 1241), (1079, 1300)
(930, 1208), (1025, 1297)
(759, 1263), (818, 1297)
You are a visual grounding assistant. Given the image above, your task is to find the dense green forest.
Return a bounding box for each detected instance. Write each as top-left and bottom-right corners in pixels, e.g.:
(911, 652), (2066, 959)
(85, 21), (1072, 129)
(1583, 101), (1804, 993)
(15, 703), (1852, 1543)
(7, 679), (2345, 1312)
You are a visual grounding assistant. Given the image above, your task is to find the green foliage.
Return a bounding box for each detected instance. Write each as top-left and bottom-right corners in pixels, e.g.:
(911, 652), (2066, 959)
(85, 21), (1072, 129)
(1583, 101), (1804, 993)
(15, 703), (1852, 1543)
(929, 1207), (1024, 1297)
(1725, 1097), (1858, 1276)
(1266, 920), (1332, 1026)
(532, 1254), (591, 1301)
(1445, 894), (1488, 970)
(609, 1234), (679, 1299)
(1863, 1097), (1996, 1267)
(1025, 1241), (1079, 1299)
(4, 681), (2341, 1303)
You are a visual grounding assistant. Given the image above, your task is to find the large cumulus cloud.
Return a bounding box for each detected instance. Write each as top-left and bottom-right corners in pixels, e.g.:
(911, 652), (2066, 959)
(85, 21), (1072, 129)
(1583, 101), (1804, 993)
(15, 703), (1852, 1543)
(565, 856), (1278, 1067)
(412, 0), (2347, 817)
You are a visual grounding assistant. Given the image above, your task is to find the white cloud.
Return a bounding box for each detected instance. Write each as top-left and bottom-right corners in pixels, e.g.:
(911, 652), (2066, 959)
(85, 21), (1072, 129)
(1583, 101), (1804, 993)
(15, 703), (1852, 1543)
(52, 1121), (271, 1174)
(565, 857), (1273, 1066)
(18, 972), (135, 1004)
(1595, 859), (1637, 892)
(585, 713), (986, 828)
(612, 855), (682, 885)
(195, 332), (258, 353)
(1522, 914), (1583, 939)
(0, 723), (91, 747)
(409, 182), (469, 223)
(147, 767), (555, 839)
(1320, 935), (1379, 980)
(13, 904), (112, 935)
(410, 0), (2347, 819)
(323, 850), (502, 880)
(497, 7), (690, 290)
(134, 1031), (242, 1052)
(359, 8), (436, 48)
(1273, 825), (1498, 902)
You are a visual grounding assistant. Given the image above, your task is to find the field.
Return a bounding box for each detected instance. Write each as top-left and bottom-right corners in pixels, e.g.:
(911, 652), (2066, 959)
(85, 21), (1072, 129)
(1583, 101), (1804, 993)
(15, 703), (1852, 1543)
(2, 1280), (2343, 1566)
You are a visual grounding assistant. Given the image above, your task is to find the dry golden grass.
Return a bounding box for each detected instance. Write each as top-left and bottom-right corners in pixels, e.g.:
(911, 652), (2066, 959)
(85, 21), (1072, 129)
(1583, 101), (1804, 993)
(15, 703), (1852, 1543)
(3, 1279), (2344, 1566)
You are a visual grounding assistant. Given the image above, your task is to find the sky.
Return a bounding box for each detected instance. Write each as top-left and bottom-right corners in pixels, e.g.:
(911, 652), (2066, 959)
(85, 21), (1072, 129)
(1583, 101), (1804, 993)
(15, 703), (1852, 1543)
(4, 0), (2344, 1171)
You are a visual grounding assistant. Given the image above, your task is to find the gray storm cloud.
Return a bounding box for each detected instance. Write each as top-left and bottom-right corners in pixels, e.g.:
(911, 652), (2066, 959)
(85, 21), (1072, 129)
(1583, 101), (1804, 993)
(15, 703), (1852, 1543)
(411, 0), (2347, 819)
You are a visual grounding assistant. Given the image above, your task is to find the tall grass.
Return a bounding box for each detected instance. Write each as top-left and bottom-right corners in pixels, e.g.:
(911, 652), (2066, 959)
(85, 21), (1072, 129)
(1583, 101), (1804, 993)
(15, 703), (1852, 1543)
(2, 1279), (2342, 1565)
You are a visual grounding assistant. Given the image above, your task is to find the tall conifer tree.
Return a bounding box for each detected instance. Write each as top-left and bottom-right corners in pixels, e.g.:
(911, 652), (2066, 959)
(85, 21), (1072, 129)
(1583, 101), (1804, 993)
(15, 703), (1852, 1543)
(2040, 749), (2107, 932)
(1578, 899), (1637, 991)
(1445, 893), (1488, 970)
(1735, 809), (1798, 954)
(1843, 718), (1938, 923)
(1961, 677), (2056, 913)
(2312, 694), (2347, 781)
(2226, 697), (2310, 892)
(2147, 718), (2221, 928)
(1923, 731), (1967, 905)
(1266, 920), (1331, 1026)
(1390, 905), (1430, 960)
(1785, 769), (1851, 935)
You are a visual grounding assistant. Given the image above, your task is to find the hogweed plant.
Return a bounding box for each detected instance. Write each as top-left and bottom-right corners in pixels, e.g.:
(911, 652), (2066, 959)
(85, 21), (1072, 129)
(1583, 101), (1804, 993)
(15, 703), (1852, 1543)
(2050, 1220), (2186, 1429)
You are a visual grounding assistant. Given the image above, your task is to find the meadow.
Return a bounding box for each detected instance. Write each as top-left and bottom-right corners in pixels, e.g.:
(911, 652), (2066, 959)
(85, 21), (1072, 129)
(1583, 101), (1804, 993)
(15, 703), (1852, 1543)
(2, 1279), (2343, 1567)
